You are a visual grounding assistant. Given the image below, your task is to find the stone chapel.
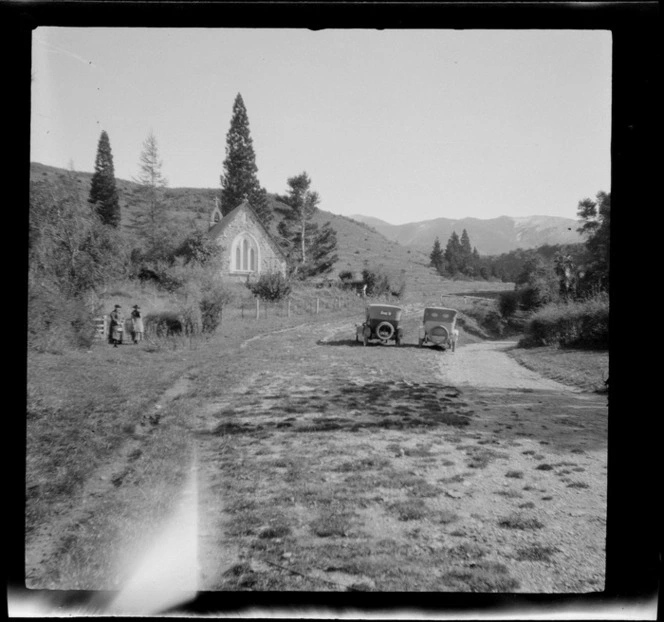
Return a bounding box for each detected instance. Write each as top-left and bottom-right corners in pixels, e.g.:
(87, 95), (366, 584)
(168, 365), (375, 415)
(207, 199), (288, 280)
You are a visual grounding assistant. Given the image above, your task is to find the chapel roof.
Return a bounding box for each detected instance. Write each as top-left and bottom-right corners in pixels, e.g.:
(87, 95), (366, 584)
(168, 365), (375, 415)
(207, 200), (287, 261)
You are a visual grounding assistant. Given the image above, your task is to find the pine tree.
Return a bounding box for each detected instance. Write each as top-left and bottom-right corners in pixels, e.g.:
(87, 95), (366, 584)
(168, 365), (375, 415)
(89, 130), (121, 227)
(133, 131), (173, 259)
(276, 172), (338, 278)
(429, 237), (444, 274)
(471, 247), (482, 278)
(444, 231), (462, 275)
(459, 229), (473, 274)
(220, 93), (272, 225)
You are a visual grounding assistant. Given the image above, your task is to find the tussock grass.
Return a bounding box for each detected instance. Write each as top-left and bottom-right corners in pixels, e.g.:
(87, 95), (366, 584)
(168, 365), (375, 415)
(442, 562), (520, 592)
(495, 489), (524, 499)
(447, 542), (487, 559)
(388, 499), (428, 521)
(566, 481), (590, 489)
(436, 509), (460, 524)
(311, 512), (355, 537)
(333, 456), (392, 472)
(498, 514), (545, 530)
(515, 544), (558, 562)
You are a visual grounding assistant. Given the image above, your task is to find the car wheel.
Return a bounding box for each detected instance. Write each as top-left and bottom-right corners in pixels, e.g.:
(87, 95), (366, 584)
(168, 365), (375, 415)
(375, 321), (394, 341)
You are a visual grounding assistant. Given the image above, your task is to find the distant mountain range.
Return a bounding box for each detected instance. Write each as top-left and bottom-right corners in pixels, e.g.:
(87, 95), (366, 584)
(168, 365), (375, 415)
(349, 214), (582, 256)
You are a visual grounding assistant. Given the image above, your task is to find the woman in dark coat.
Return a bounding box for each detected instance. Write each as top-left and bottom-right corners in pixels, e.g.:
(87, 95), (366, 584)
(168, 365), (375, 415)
(109, 304), (124, 347)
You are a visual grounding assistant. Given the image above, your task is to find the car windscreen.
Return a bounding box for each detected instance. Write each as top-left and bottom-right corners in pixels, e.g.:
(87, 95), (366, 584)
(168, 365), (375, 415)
(424, 309), (456, 322)
(367, 306), (401, 320)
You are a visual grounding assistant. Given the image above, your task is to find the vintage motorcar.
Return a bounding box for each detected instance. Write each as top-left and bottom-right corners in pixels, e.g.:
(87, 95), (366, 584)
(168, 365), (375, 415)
(418, 307), (458, 351)
(356, 304), (403, 346)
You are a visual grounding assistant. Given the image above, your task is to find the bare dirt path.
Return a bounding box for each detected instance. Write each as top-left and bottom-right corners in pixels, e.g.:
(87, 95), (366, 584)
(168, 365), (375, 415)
(193, 316), (607, 593)
(437, 340), (583, 392)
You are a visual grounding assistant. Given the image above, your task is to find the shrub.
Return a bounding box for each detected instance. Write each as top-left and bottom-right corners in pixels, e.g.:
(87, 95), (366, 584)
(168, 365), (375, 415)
(246, 272), (292, 301)
(498, 290), (520, 318)
(361, 266), (406, 299)
(134, 261), (185, 292)
(144, 311), (184, 337)
(174, 229), (222, 266)
(199, 285), (235, 333)
(518, 281), (557, 313)
(522, 292), (609, 348)
(28, 283), (99, 352)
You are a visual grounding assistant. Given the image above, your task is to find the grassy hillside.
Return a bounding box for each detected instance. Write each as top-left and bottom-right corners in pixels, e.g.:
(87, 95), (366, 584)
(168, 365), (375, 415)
(30, 162), (455, 295)
(30, 162), (215, 247)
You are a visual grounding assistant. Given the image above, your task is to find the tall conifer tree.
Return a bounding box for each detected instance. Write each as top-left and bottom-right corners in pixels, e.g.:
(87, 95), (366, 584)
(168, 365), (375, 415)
(133, 131), (174, 259)
(444, 231), (462, 275)
(220, 93), (271, 225)
(459, 229), (473, 273)
(429, 237), (445, 273)
(89, 130), (121, 227)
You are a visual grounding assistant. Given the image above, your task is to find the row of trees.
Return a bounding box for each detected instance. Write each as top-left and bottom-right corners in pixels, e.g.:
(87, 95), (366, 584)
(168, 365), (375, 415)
(79, 92), (339, 282)
(429, 229), (484, 278)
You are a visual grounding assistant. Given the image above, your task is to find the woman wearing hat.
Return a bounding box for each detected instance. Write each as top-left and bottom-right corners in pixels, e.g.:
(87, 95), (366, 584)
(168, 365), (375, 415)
(109, 304), (124, 347)
(131, 304), (144, 344)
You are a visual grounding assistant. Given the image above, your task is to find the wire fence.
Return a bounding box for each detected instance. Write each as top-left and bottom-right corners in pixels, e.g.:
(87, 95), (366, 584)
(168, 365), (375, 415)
(224, 292), (369, 321)
(93, 288), (505, 340)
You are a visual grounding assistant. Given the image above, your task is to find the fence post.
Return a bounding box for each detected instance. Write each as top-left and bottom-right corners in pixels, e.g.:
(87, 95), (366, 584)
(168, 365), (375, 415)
(316, 297), (320, 315)
(256, 298), (260, 320)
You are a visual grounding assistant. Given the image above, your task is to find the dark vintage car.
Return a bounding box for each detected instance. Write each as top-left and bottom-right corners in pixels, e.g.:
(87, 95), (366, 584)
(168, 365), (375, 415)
(418, 307), (458, 351)
(356, 304), (403, 346)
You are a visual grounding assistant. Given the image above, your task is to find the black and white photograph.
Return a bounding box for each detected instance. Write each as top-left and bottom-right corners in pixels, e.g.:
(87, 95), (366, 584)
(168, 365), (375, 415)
(9, 2), (659, 619)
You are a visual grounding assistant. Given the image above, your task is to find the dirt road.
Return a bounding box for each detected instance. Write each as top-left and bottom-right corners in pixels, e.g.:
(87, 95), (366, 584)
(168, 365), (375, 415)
(192, 315), (607, 592)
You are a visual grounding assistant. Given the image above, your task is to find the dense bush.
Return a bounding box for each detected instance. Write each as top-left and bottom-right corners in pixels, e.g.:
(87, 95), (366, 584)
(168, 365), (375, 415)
(30, 176), (128, 298)
(498, 290), (520, 318)
(246, 272), (292, 301)
(518, 282), (557, 312)
(199, 285), (235, 333)
(144, 311), (185, 337)
(521, 293), (609, 348)
(132, 259), (186, 292)
(173, 229), (222, 266)
(28, 283), (99, 352)
(362, 266), (406, 299)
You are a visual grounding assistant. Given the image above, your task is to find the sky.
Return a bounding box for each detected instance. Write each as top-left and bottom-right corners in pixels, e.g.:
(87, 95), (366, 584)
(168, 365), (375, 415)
(31, 28), (612, 224)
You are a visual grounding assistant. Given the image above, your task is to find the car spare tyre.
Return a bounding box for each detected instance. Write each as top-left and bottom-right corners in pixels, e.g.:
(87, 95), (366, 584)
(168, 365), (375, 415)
(428, 325), (449, 344)
(376, 321), (395, 341)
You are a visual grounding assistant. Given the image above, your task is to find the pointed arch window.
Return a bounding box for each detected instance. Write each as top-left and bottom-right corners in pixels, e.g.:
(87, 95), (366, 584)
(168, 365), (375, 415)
(230, 233), (260, 274)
